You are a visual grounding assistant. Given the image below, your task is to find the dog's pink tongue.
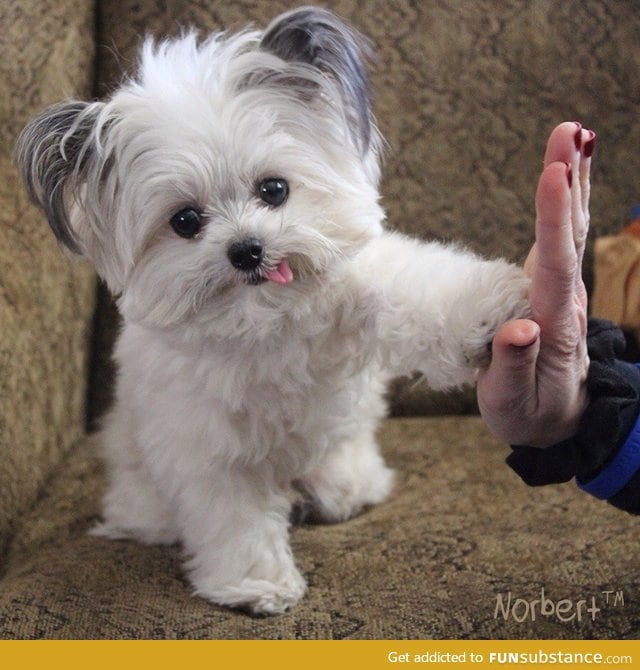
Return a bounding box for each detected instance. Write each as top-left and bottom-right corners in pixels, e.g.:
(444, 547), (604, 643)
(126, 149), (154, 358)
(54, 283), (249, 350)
(264, 259), (293, 285)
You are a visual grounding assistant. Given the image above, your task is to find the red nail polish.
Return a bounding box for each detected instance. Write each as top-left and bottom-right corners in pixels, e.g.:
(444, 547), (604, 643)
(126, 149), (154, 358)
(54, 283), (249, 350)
(573, 122), (582, 151)
(583, 131), (596, 158)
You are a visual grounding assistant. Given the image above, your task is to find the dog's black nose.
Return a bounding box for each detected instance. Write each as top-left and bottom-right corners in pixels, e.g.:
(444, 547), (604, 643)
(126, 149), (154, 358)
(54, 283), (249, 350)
(227, 238), (264, 271)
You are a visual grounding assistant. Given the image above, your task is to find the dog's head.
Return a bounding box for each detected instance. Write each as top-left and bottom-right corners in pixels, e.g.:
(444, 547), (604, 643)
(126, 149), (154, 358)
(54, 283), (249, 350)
(16, 7), (385, 333)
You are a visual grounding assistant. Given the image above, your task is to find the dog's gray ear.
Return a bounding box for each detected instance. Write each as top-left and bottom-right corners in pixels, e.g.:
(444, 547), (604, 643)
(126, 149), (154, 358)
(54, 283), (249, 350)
(260, 6), (374, 153)
(16, 100), (105, 254)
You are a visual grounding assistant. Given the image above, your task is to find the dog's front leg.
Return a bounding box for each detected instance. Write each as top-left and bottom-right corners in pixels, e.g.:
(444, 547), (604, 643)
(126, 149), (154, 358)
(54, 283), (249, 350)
(354, 231), (531, 389)
(179, 463), (305, 615)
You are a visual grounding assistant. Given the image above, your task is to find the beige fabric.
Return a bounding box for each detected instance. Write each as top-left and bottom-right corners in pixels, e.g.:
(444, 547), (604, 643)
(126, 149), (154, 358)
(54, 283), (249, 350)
(0, 1), (96, 551)
(2, 418), (639, 640)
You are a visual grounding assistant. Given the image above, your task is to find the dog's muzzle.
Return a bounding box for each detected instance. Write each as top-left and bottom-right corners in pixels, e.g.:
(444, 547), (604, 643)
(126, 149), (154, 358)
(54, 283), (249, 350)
(227, 238), (266, 285)
(227, 237), (294, 286)
(227, 237), (264, 272)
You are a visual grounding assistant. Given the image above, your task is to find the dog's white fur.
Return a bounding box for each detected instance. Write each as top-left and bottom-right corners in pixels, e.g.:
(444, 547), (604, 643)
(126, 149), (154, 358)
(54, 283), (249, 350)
(17, 7), (530, 614)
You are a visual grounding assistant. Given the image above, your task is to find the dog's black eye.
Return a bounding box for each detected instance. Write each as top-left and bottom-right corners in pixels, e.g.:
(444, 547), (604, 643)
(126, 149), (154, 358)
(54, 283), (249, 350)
(258, 178), (289, 207)
(170, 208), (202, 239)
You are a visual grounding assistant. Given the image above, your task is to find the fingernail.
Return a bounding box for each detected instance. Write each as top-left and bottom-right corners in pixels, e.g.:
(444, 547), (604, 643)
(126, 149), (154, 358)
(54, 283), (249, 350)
(565, 162), (572, 188)
(583, 130), (596, 158)
(573, 122), (582, 151)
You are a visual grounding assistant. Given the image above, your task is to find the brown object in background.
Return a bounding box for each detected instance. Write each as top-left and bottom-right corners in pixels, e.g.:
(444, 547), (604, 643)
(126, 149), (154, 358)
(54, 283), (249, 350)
(592, 207), (640, 337)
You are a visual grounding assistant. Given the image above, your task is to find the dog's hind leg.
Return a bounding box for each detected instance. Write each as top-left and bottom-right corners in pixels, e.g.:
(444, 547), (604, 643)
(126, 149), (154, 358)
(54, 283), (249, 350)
(293, 430), (395, 524)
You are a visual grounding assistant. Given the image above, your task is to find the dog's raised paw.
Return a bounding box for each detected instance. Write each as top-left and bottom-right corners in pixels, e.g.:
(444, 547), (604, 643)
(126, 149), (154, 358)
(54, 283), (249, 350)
(456, 263), (531, 369)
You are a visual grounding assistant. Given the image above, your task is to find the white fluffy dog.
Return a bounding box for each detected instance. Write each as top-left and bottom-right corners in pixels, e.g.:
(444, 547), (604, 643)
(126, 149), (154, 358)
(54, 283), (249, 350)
(17, 7), (530, 614)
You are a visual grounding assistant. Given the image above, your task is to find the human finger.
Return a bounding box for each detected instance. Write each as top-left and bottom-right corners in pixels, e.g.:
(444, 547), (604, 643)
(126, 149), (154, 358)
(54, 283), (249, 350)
(532, 160), (577, 321)
(575, 129), (595, 268)
(543, 121), (582, 167)
(543, 122), (594, 273)
(478, 320), (540, 423)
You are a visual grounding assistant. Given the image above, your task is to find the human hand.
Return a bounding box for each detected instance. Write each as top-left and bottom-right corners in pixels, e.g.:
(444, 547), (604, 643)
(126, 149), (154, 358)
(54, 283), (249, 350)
(477, 122), (595, 447)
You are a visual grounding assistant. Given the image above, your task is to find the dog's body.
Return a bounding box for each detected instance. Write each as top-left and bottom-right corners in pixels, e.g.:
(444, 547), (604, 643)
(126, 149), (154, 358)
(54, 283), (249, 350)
(17, 7), (529, 614)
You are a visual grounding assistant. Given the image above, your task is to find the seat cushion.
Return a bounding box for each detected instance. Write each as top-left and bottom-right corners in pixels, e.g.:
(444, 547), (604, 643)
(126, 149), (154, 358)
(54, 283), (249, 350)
(1, 417), (638, 639)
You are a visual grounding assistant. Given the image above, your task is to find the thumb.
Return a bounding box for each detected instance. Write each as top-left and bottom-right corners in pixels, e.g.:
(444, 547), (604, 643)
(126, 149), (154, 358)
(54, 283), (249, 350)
(478, 320), (540, 418)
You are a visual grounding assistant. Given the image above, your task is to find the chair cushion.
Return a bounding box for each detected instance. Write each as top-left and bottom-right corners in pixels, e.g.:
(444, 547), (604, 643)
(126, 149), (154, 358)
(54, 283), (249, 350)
(1, 417), (637, 639)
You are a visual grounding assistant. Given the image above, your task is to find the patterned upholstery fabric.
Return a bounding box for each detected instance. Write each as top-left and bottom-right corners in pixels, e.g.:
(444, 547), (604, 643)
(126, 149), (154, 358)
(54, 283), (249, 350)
(1, 0), (639, 639)
(0, 0), (96, 550)
(3, 419), (639, 639)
